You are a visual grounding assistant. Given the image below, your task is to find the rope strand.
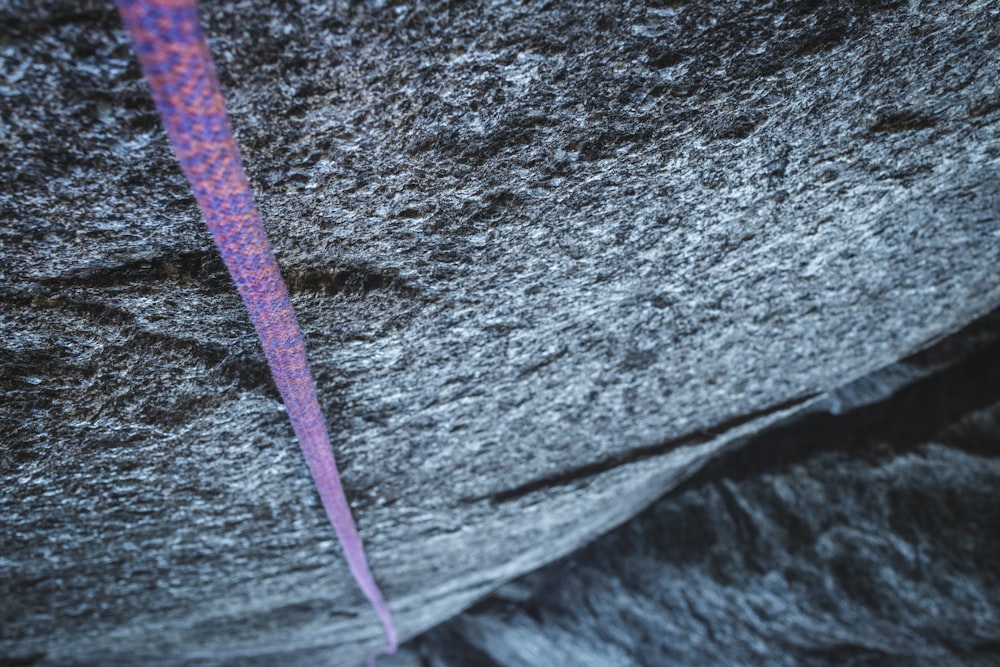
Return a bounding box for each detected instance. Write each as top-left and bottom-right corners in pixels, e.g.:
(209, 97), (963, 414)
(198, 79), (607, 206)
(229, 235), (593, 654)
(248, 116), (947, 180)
(114, 1), (397, 662)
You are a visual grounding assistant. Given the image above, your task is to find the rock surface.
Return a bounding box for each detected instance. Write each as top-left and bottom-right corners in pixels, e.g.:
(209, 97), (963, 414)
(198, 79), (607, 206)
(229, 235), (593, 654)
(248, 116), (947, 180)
(408, 310), (1000, 666)
(2, 0), (999, 665)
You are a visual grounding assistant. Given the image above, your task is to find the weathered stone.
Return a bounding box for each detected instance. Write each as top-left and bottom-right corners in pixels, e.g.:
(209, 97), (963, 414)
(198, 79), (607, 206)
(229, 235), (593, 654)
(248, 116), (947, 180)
(409, 311), (1000, 666)
(2, 0), (998, 665)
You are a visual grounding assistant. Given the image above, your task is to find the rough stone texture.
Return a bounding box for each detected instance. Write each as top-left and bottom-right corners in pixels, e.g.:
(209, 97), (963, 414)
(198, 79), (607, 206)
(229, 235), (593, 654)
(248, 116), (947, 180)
(1, 0), (999, 665)
(408, 312), (1000, 666)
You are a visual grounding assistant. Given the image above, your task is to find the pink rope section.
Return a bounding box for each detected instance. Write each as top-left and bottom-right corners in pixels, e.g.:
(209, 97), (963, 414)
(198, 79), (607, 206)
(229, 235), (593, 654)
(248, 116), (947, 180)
(114, 1), (397, 663)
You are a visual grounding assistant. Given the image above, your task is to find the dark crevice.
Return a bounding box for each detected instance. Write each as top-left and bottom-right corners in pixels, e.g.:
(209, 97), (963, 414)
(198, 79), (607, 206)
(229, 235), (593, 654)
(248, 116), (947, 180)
(2, 259), (422, 400)
(29, 254), (422, 302)
(477, 305), (1000, 506)
(672, 306), (1000, 496)
(474, 393), (819, 505)
(516, 346), (569, 380)
(285, 265), (419, 299)
(36, 251), (229, 291)
(0, 291), (274, 395)
(0, 654), (47, 667)
(416, 624), (505, 667)
(868, 109), (938, 134)
(0, 7), (118, 39)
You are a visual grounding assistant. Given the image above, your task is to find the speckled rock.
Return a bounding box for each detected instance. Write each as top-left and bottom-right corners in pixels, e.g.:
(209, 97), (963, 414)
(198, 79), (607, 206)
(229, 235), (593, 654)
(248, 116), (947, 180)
(2, 0), (999, 665)
(408, 310), (1000, 666)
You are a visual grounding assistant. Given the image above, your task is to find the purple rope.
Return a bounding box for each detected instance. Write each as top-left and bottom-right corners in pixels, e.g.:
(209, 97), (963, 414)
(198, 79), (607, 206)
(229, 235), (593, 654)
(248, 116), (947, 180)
(114, 1), (397, 663)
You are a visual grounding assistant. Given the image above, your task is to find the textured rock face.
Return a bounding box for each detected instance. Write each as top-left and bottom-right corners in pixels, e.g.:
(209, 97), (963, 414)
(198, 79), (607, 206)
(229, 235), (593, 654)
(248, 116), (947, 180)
(410, 314), (1000, 666)
(1, 0), (998, 665)
(421, 440), (1000, 667)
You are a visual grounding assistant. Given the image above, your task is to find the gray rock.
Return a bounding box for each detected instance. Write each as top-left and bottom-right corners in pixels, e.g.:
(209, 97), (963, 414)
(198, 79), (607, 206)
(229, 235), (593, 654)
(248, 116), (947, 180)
(2, 0), (999, 665)
(410, 310), (1000, 666)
